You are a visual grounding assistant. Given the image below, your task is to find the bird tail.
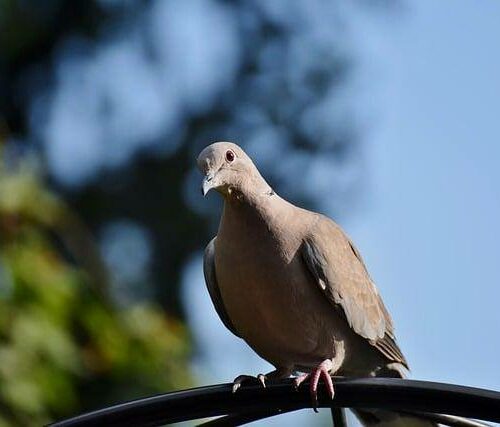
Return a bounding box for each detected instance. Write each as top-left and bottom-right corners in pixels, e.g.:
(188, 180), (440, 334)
(350, 363), (436, 426)
(353, 409), (437, 427)
(352, 363), (487, 427)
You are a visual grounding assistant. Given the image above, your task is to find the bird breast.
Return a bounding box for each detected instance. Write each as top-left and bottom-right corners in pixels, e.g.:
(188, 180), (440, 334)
(214, 200), (347, 368)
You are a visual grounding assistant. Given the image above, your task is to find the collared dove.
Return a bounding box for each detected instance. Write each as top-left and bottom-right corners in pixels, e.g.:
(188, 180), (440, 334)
(197, 142), (432, 425)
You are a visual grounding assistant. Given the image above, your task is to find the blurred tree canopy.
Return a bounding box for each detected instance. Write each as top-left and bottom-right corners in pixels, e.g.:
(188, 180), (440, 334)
(0, 147), (190, 425)
(0, 0), (398, 424)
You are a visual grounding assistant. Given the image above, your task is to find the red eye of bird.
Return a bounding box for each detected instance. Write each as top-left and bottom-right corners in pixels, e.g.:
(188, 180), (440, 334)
(225, 150), (235, 162)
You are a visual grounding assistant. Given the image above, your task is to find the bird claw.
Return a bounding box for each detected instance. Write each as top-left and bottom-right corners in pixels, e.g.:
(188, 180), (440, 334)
(257, 373), (267, 388)
(293, 360), (335, 412)
(232, 374), (267, 393)
(293, 373), (310, 390)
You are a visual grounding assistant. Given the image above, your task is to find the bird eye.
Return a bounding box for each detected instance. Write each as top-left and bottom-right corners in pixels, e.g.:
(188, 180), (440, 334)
(225, 150), (235, 163)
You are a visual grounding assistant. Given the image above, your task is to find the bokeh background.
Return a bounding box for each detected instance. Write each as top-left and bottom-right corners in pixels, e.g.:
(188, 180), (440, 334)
(1, 0), (499, 426)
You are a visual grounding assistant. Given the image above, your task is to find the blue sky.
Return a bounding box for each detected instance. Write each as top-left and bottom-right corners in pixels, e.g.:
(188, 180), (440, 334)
(183, 1), (500, 424)
(348, 0), (500, 391)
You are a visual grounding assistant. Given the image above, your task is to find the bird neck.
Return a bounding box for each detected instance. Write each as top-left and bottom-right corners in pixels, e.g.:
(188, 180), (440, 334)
(224, 172), (275, 208)
(220, 180), (288, 236)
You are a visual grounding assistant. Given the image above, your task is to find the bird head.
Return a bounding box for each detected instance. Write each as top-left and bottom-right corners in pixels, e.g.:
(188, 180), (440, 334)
(197, 142), (261, 197)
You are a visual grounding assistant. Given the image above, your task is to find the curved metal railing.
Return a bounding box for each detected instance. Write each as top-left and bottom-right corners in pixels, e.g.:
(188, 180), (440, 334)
(49, 377), (500, 427)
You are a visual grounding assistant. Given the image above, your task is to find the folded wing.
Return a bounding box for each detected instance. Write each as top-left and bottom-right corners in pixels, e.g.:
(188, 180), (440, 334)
(301, 216), (408, 368)
(203, 237), (241, 338)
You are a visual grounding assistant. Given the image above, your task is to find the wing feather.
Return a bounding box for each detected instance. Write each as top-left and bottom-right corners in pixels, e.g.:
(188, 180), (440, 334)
(301, 216), (408, 368)
(203, 237), (241, 338)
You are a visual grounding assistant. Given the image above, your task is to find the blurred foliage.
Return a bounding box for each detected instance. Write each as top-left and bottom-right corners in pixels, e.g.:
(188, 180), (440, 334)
(0, 147), (191, 426)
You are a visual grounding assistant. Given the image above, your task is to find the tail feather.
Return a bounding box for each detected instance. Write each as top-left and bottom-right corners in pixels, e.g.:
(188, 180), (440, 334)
(353, 409), (437, 427)
(353, 364), (490, 427)
(353, 409), (492, 427)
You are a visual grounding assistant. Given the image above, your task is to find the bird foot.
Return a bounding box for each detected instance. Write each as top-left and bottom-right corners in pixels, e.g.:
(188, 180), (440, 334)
(232, 373), (267, 393)
(293, 360), (334, 412)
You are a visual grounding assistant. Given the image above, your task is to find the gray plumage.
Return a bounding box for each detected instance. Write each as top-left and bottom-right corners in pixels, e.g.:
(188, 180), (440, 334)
(203, 237), (240, 338)
(198, 142), (433, 426)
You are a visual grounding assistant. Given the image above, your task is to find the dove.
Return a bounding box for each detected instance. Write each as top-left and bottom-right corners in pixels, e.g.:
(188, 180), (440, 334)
(197, 142), (431, 425)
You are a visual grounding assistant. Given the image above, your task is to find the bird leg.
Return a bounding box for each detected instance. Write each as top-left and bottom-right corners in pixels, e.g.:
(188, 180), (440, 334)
(293, 359), (335, 412)
(232, 367), (292, 393)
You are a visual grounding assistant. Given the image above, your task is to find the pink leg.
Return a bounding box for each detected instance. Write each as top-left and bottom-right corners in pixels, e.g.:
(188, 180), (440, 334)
(293, 359), (334, 412)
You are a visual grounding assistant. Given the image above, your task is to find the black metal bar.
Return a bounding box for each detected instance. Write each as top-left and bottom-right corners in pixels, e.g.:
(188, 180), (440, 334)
(197, 409), (293, 426)
(49, 377), (500, 427)
(400, 412), (492, 427)
(331, 407), (347, 427)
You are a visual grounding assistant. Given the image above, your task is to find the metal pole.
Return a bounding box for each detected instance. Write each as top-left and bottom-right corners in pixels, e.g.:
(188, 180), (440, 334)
(331, 407), (347, 427)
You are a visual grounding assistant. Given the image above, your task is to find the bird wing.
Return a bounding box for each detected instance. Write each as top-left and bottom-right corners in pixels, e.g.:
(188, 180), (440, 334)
(203, 237), (241, 338)
(301, 216), (408, 368)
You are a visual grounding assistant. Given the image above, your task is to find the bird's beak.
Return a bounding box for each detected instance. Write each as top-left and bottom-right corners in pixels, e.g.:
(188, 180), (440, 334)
(201, 174), (215, 196)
